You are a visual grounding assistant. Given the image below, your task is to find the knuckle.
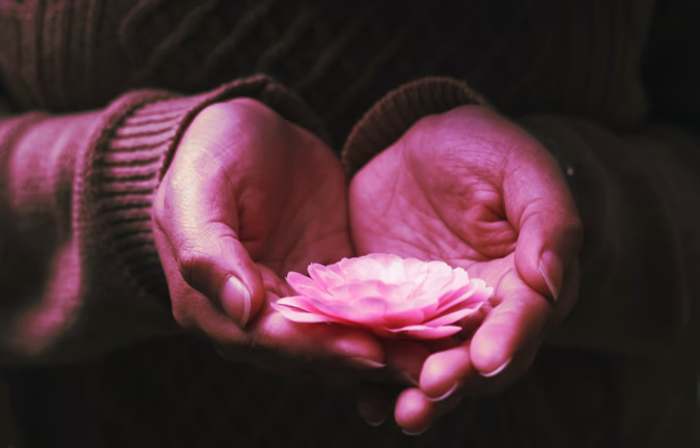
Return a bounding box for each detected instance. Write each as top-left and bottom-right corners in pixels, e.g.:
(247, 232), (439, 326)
(193, 102), (232, 127)
(194, 98), (282, 139)
(252, 314), (307, 356)
(228, 97), (270, 113)
(226, 97), (280, 125)
(170, 297), (196, 330)
(176, 248), (211, 287)
(151, 178), (172, 226)
(151, 193), (169, 229)
(407, 113), (441, 141)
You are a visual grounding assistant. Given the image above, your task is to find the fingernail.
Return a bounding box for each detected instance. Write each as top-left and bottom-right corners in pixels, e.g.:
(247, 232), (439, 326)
(402, 428), (427, 436)
(349, 357), (386, 369)
(539, 251), (562, 301)
(363, 415), (386, 427)
(480, 357), (511, 378)
(221, 275), (252, 327)
(357, 402), (387, 427)
(428, 382), (458, 402)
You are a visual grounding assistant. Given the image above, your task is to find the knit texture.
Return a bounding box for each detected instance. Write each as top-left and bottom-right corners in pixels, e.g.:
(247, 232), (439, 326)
(0, 74), (324, 361)
(0, 0), (653, 143)
(0, 0), (699, 446)
(81, 75), (324, 305)
(342, 75), (700, 356)
(342, 77), (488, 175)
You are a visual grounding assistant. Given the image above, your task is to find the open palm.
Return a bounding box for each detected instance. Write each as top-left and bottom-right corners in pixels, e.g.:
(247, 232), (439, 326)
(349, 105), (582, 432)
(154, 98), (384, 372)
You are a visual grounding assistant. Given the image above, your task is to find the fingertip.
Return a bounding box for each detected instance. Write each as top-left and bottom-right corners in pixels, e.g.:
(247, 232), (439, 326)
(219, 265), (265, 328)
(230, 248), (266, 309)
(477, 357), (512, 378)
(470, 325), (513, 378)
(516, 246), (564, 303)
(514, 237), (551, 301)
(357, 395), (389, 427)
(419, 347), (470, 400)
(327, 328), (386, 368)
(473, 279), (552, 379)
(174, 227), (266, 328)
(220, 275), (253, 327)
(255, 309), (386, 366)
(514, 214), (582, 302)
(395, 388), (434, 435)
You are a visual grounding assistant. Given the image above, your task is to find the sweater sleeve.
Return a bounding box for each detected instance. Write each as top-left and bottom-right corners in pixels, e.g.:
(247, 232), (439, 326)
(0, 75), (323, 364)
(342, 77), (699, 358)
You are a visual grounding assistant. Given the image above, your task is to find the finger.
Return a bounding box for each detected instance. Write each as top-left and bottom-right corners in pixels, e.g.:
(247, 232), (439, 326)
(419, 344), (472, 400)
(156, 165), (264, 328)
(420, 337), (542, 400)
(154, 228), (248, 345)
(394, 388), (436, 435)
(357, 389), (392, 427)
(470, 269), (550, 377)
(384, 340), (432, 385)
(503, 142), (583, 302)
(253, 306), (385, 369)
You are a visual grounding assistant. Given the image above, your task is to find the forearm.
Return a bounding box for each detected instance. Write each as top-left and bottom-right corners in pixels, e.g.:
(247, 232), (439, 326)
(0, 99), (178, 364)
(0, 75), (322, 364)
(522, 116), (700, 357)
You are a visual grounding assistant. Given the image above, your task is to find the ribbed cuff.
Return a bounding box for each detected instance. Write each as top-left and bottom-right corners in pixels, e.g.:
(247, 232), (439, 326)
(342, 77), (489, 175)
(76, 75), (324, 303)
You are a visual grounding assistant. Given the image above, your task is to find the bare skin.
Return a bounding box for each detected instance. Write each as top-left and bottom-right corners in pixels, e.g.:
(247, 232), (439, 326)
(153, 98), (385, 371)
(349, 105), (582, 433)
(152, 99), (582, 434)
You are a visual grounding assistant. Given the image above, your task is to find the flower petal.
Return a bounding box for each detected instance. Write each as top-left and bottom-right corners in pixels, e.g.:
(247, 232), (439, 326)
(271, 300), (336, 323)
(326, 280), (389, 302)
(337, 255), (383, 282)
(305, 296), (389, 326)
(436, 279), (492, 314)
(286, 272), (330, 298)
(423, 305), (483, 327)
(274, 296), (352, 323)
(408, 261), (455, 310)
(308, 263), (345, 289)
(276, 255), (493, 341)
(381, 308), (426, 328)
(275, 296), (318, 311)
(389, 325), (463, 339)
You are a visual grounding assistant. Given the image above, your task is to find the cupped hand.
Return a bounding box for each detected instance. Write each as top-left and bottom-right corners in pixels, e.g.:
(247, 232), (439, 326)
(153, 98), (384, 370)
(349, 105), (582, 433)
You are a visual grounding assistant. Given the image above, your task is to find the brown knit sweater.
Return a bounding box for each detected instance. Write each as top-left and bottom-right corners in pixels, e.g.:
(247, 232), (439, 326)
(0, 0), (698, 446)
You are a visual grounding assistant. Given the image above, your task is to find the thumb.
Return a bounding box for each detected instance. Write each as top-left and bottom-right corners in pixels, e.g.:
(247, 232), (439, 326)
(174, 222), (264, 328)
(514, 206), (582, 303)
(155, 162), (265, 327)
(502, 141), (583, 302)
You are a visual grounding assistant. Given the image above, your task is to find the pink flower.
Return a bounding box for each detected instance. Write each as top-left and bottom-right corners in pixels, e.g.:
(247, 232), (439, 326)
(272, 254), (493, 340)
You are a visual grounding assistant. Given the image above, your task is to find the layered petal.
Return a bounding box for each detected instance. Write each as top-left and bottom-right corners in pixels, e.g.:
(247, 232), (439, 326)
(388, 325), (464, 339)
(277, 254), (493, 340)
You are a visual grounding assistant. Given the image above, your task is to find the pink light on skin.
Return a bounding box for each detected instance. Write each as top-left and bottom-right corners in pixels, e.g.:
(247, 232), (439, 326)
(272, 254), (493, 340)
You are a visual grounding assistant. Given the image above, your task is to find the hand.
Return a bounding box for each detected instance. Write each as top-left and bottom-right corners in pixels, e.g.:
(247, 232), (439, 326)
(349, 105), (582, 433)
(153, 98), (384, 370)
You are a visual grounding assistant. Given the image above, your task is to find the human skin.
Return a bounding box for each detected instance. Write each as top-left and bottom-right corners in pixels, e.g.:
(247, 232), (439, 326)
(152, 99), (582, 433)
(152, 98), (385, 370)
(348, 105), (583, 433)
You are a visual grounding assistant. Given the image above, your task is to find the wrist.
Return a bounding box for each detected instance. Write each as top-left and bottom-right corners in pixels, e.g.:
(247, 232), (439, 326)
(84, 76), (321, 308)
(342, 77), (490, 176)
